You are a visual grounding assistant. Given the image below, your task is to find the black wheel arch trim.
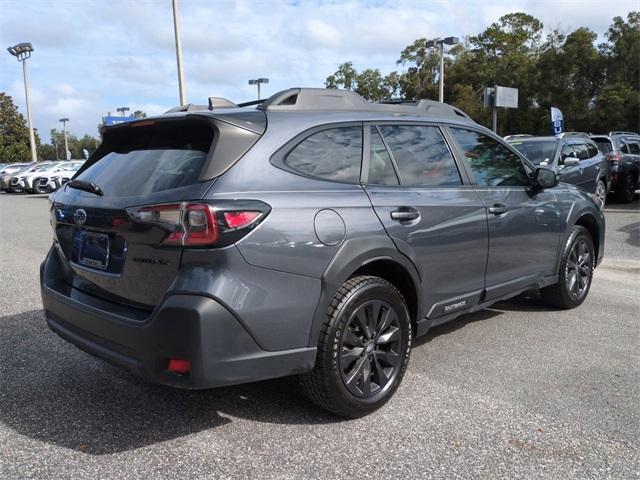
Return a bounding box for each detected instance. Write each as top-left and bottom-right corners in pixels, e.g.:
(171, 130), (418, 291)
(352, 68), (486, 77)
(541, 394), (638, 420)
(307, 236), (423, 348)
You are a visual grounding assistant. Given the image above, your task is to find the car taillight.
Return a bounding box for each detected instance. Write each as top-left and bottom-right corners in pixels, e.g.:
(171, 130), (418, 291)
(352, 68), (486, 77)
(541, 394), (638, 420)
(607, 153), (622, 164)
(126, 201), (268, 247)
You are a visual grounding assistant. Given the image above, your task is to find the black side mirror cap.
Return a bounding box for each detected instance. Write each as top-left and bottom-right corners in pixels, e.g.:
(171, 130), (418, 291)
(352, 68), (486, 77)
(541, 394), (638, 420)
(535, 167), (559, 189)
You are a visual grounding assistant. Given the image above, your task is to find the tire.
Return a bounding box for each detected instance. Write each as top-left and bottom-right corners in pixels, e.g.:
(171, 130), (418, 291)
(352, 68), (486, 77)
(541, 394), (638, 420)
(300, 275), (412, 418)
(615, 174), (636, 203)
(541, 225), (595, 309)
(595, 179), (607, 209)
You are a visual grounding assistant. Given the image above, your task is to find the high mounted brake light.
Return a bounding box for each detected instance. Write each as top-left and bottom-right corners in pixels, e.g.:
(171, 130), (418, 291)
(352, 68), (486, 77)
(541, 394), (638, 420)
(126, 201), (268, 247)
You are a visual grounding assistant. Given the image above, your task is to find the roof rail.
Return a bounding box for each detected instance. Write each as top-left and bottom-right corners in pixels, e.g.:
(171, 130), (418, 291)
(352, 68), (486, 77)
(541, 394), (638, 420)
(164, 104), (209, 114)
(256, 88), (473, 120)
(558, 132), (590, 139)
(609, 131), (639, 136)
(208, 97), (238, 110)
(503, 134), (533, 141)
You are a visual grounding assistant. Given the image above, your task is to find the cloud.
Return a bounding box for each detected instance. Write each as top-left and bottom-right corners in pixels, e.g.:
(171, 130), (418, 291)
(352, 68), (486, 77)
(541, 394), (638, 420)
(0, 0), (636, 142)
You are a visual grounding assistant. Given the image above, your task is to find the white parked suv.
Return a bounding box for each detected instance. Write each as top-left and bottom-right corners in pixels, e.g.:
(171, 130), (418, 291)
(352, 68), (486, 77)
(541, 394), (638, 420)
(33, 160), (85, 193)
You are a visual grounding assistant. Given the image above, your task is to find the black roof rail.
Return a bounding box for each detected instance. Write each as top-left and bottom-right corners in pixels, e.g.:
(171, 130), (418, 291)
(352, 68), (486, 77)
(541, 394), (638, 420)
(164, 104), (209, 114)
(256, 88), (473, 120)
(609, 131), (639, 136)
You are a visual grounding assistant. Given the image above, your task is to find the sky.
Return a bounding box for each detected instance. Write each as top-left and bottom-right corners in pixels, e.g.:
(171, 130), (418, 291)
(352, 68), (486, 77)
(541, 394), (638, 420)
(0, 0), (636, 142)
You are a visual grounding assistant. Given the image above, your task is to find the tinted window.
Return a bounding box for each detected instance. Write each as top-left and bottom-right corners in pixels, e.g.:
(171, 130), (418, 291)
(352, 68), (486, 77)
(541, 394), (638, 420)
(592, 139), (613, 154)
(620, 140), (629, 154)
(368, 127), (399, 186)
(284, 127), (362, 183)
(573, 144), (589, 160)
(627, 140), (640, 154)
(74, 120), (213, 197)
(586, 143), (599, 158)
(379, 125), (461, 186)
(509, 140), (557, 165)
(449, 128), (529, 187)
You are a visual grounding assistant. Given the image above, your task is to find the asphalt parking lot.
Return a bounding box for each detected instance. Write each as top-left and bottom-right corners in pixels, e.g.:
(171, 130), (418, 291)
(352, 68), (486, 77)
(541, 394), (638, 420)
(0, 191), (638, 480)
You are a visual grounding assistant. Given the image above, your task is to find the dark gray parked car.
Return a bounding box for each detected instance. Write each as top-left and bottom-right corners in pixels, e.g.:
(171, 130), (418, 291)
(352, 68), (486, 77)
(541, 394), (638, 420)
(508, 134), (609, 208)
(590, 132), (640, 203)
(41, 88), (605, 417)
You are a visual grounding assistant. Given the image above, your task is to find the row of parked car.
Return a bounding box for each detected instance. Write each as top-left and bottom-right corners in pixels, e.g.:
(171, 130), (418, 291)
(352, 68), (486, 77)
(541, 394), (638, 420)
(504, 131), (640, 204)
(0, 160), (85, 194)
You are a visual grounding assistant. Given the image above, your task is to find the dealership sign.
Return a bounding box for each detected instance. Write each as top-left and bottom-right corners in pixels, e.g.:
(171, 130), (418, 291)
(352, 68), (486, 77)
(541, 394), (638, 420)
(102, 115), (135, 126)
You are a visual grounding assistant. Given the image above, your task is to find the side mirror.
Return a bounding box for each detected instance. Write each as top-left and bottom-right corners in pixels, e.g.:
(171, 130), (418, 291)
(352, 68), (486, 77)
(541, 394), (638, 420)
(563, 157), (580, 166)
(535, 167), (559, 189)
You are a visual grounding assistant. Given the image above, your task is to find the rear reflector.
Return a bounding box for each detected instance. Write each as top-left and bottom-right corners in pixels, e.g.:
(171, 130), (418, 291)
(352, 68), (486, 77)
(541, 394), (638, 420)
(167, 358), (191, 374)
(223, 211), (261, 229)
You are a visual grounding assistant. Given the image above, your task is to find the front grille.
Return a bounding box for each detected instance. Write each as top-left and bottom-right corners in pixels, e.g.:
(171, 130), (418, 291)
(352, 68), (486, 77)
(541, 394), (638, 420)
(38, 177), (49, 186)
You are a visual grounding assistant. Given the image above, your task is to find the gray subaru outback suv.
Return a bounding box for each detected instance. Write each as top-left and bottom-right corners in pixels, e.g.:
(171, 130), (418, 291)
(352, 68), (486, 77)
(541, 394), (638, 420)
(41, 88), (605, 417)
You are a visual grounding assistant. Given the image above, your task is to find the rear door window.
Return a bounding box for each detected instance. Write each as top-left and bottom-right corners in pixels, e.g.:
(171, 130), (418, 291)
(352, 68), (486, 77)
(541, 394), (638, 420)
(627, 139), (640, 154)
(573, 143), (590, 160)
(378, 125), (461, 186)
(74, 120), (213, 197)
(586, 143), (599, 157)
(367, 127), (399, 186)
(283, 126), (362, 183)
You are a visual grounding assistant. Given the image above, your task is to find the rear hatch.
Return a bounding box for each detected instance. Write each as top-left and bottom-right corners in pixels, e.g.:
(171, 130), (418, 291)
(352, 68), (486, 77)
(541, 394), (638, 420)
(50, 113), (264, 309)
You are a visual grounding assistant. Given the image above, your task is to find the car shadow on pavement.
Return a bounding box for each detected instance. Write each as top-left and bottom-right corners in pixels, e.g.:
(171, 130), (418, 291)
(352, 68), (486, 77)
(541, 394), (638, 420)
(0, 295), (553, 455)
(0, 310), (339, 455)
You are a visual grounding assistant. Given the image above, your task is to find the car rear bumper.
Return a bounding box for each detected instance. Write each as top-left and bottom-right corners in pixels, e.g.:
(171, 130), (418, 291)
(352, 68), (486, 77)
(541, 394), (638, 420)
(40, 248), (316, 389)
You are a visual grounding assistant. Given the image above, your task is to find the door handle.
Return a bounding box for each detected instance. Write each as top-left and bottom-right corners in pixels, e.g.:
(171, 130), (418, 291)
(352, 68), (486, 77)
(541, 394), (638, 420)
(390, 208), (420, 222)
(488, 204), (508, 215)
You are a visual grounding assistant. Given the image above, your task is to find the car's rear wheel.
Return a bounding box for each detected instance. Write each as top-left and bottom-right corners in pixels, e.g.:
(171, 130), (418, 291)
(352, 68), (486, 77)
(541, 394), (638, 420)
(301, 275), (411, 418)
(616, 175), (636, 203)
(541, 225), (595, 309)
(595, 179), (607, 209)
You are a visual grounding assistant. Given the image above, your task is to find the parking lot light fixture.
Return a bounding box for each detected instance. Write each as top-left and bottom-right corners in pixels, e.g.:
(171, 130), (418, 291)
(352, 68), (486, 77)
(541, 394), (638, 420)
(426, 37), (459, 102)
(248, 78), (269, 100)
(59, 118), (69, 160)
(7, 42), (37, 162)
(117, 106), (130, 117)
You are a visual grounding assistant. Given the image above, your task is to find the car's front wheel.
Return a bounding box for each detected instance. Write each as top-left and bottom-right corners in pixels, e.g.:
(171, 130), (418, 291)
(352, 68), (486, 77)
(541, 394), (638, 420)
(541, 225), (595, 309)
(301, 275), (412, 418)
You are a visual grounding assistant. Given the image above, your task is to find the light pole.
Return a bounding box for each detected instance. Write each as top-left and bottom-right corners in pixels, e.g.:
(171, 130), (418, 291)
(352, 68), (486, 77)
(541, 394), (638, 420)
(7, 42), (37, 162)
(59, 118), (69, 160)
(172, 0), (187, 106)
(248, 78), (269, 100)
(117, 106), (130, 116)
(425, 36), (459, 103)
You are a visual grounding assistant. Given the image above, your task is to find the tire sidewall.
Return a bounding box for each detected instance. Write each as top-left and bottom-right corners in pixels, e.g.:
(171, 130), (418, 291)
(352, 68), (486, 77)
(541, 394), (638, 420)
(558, 226), (595, 307)
(326, 281), (411, 412)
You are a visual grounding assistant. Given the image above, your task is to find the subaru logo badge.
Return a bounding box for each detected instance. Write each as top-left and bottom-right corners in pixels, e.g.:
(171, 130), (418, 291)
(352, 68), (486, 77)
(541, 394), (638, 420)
(73, 209), (87, 225)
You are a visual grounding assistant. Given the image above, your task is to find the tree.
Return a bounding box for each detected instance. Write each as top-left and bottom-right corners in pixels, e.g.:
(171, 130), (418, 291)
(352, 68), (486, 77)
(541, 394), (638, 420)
(132, 110), (147, 119)
(0, 92), (39, 163)
(325, 62), (359, 90)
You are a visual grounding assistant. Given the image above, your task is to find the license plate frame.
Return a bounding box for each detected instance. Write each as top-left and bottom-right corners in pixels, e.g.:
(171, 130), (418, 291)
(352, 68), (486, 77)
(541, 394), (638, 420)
(77, 231), (110, 271)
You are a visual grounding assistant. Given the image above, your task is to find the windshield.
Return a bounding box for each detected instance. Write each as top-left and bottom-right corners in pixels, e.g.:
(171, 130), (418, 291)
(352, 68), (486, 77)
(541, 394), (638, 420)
(509, 140), (557, 165)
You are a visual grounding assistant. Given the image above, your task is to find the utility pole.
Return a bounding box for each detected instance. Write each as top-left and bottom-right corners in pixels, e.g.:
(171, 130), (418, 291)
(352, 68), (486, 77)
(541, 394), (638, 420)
(7, 43), (37, 162)
(172, 0), (187, 105)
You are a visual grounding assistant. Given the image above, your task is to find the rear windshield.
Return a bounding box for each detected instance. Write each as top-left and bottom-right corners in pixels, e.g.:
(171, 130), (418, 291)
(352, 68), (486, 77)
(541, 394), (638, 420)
(592, 138), (613, 154)
(509, 140), (557, 165)
(74, 120), (213, 197)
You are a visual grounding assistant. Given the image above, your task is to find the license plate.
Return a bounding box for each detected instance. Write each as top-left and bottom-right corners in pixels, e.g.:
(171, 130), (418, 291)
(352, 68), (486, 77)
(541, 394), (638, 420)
(77, 231), (110, 270)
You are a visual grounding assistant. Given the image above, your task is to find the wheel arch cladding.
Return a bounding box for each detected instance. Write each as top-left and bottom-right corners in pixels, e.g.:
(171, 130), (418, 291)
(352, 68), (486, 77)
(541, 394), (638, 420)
(307, 236), (422, 347)
(575, 213), (600, 262)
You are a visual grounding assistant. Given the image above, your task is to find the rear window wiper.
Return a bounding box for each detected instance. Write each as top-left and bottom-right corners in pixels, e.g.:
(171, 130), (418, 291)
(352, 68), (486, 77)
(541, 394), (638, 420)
(67, 179), (104, 196)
